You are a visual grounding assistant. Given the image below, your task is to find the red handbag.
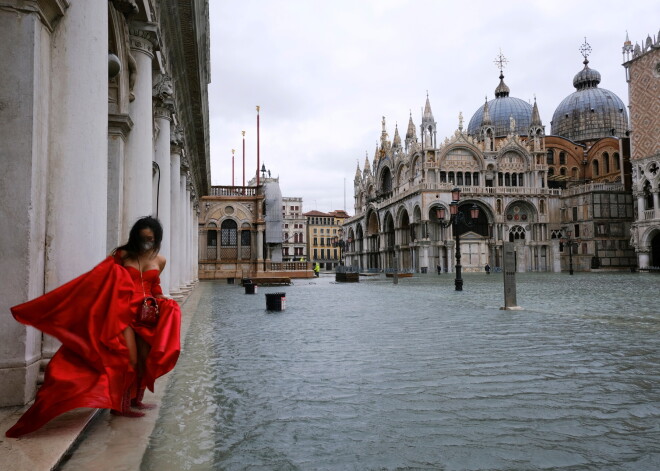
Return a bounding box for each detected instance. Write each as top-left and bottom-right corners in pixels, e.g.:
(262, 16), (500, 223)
(136, 259), (160, 327)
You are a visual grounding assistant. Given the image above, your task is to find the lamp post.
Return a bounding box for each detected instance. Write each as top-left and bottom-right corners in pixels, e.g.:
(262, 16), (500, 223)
(436, 188), (480, 291)
(560, 228), (579, 275)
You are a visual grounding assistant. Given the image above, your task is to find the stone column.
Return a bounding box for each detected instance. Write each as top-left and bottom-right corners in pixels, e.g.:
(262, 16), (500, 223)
(185, 183), (192, 286)
(0, 2), (66, 406)
(638, 250), (650, 269)
(178, 168), (188, 290)
(43, 2), (109, 358)
(123, 24), (157, 234)
(107, 115), (133, 249)
(152, 81), (173, 294)
(653, 190), (659, 219)
(169, 135), (182, 296)
(636, 192), (646, 220)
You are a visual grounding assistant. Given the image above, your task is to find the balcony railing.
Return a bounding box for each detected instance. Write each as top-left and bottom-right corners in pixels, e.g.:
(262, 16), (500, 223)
(643, 209), (656, 220)
(564, 182), (624, 196)
(209, 186), (259, 197)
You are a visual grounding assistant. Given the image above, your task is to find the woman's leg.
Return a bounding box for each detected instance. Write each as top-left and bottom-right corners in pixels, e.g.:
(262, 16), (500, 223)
(111, 326), (145, 417)
(132, 334), (156, 409)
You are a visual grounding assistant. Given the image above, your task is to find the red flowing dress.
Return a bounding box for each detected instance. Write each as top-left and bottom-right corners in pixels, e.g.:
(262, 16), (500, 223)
(5, 256), (181, 438)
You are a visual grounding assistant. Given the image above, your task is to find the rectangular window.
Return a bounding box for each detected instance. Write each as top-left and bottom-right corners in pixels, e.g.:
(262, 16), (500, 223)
(334, 249), (338, 259)
(313, 249), (317, 259)
(574, 224), (580, 238)
(241, 230), (251, 246)
(321, 249), (325, 259)
(572, 207), (578, 221)
(313, 237), (318, 245)
(313, 228), (317, 234)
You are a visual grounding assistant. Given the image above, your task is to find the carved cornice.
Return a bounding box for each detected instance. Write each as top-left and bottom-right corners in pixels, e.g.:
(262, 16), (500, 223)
(1, 0), (69, 32)
(108, 113), (134, 138)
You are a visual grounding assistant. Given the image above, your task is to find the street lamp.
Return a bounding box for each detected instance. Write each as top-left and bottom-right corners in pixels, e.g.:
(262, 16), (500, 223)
(436, 188), (480, 291)
(560, 228), (579, 275)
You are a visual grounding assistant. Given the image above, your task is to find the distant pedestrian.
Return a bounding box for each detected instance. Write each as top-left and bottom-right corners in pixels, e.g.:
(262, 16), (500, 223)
(485, 263), (491, 274)
(437, 265), (442, 275)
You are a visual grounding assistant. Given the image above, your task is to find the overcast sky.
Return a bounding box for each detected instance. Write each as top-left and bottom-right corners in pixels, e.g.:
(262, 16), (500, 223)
(207, 0), (657, 214)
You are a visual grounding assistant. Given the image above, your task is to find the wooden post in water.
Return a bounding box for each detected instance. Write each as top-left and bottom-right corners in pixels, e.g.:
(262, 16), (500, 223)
(501, 242), (523, 310)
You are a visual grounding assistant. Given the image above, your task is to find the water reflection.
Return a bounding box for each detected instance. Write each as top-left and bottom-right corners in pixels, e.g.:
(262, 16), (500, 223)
(143, 273), (660, 470)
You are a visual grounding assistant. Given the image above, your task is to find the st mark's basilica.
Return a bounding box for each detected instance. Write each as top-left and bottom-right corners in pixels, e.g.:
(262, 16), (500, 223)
(343, 44), (637, 274)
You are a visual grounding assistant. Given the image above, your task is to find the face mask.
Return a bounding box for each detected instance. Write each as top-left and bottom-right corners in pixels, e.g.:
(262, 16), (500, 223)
(141, 240), (154, 252)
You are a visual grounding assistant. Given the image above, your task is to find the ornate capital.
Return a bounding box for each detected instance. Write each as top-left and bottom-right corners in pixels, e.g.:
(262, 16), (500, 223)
(170, 124), (184, 147)
(129, 21), (159, 57)
(154, 106), (172, 122)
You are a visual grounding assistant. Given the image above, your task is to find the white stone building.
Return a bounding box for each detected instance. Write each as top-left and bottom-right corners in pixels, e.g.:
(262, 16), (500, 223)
(282, 197), (307, 262)
(0, 0), (210, 407)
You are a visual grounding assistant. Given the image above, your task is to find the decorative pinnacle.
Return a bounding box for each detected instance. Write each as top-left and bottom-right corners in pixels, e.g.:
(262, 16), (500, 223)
(256, 105), (260, 113)
(232, 149), (235, 155)
(494, 49), (508, 75)
(242, 130), (245, 137)
(579, 37), (592, 64)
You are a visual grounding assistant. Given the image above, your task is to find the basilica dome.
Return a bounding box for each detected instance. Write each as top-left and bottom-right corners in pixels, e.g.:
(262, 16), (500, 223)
(467, 73), (533, 137)
(551, 59), (628, 142)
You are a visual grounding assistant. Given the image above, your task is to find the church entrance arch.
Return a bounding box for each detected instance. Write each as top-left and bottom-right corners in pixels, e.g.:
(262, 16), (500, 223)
(366, 211), (380, 270)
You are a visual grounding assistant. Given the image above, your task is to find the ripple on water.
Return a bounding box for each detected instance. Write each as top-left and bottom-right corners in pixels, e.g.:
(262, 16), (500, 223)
(142, 273), (660, 470)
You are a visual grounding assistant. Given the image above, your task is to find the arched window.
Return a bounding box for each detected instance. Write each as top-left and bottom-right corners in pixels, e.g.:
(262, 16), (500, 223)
(511, 173), (517, 186)
(381, 167), (392, 193)
(572, 167), (579, 179)
(465, 172), (472, 185)
(221, 219), (238, 246)
(614, 152), (620, 170)
(603, 152), (610, 173)
(473, 172), (480, 186)
(560, 167), (567, 176)
(548, 167), (555, 177)
(546, 150), (554, 165)
(559, 152), (566, 165)
(505, 173), (511, 186)
(593, 160), (599, 176)
(448, 172), (455, 184)
(508, 225), (526, 242)
(518, 173), (524, 186)
(457, 172), (464, 186)
(207, 222), (217, 259)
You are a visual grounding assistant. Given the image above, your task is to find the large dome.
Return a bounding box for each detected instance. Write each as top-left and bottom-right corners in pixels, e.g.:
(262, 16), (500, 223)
(467, 74), (533, 137)
(551, 60), (628, 142)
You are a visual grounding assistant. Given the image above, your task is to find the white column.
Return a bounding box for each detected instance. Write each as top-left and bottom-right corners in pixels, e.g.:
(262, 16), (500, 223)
(0, 3), (60, 406)
(123, 25), (157, 234)
(43, 2), (108, 358)
(179, 170), (188, 290)
(637, 194), (645, 220)
(185, 184), (192, 286)
(153, 103), (172, 294)
(169, 146), (182, 295)
(653, 191), (659, 218)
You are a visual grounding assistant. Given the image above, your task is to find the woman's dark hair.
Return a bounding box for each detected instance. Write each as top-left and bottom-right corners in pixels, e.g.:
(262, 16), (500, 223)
(114, 216), (163, 258)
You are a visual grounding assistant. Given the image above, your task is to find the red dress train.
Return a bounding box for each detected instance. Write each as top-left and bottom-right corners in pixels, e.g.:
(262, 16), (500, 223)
(5, 256), (181, 438)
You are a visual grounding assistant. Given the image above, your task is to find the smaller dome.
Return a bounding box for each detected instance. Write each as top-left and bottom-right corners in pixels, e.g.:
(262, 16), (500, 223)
(572, 59), (601, 90)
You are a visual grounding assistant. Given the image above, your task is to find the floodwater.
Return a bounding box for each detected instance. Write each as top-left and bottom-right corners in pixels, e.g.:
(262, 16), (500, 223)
(142, 272), (660, 470)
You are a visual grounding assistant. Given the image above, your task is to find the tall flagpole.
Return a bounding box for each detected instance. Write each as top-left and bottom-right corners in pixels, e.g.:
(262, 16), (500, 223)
(242, 130), (246, 191)
(231, 149), (235, 186)
(256, 105), (260, 187)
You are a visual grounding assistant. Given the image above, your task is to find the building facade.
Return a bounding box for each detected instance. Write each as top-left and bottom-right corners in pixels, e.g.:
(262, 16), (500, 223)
(305, 210), (349, 270)
(343, 45), (635, 274)
(623, 29), (660, 268)
(199, 178), (311, 280)
(282, 197), (307, 262)
(0, 0), (209, 407)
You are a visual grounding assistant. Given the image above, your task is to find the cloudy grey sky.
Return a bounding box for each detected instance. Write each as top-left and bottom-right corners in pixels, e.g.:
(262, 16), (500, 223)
(208, 0), (657, 214)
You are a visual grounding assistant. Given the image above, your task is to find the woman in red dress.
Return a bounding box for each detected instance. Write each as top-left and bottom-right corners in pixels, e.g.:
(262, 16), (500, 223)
(5, 216), (181, 437)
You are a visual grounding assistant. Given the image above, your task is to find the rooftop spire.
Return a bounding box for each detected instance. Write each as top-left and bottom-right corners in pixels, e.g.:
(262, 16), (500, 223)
(493, 49), (510, 98)
(392, 123), (401, 148)
(406, 111), (416, 139)
(423, 93), (434, 121)
(482, 96), (492, 125)
(531, 96), (542, 126)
